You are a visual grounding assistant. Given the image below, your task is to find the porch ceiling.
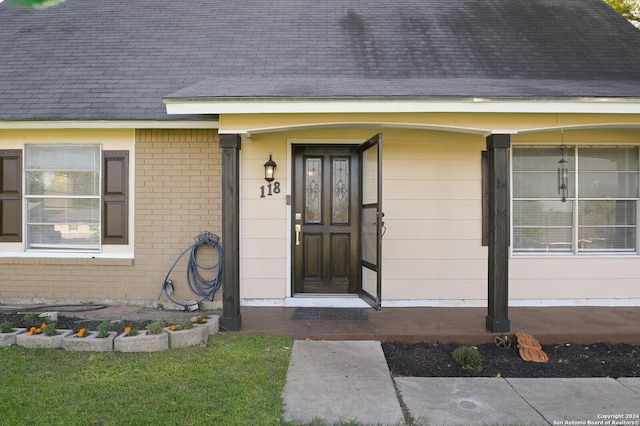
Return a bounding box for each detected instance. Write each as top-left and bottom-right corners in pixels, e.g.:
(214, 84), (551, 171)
(214, 112), (640, 138)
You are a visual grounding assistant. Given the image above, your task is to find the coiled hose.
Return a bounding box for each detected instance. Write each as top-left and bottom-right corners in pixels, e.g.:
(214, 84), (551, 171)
(158, 231), (223, 308)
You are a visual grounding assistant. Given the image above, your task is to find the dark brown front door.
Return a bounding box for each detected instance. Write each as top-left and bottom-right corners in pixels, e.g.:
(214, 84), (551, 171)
(293, 145), (360, 294)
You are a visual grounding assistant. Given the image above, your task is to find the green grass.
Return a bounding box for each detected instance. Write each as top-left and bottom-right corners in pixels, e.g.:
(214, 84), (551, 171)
(0, 334), (293, 426)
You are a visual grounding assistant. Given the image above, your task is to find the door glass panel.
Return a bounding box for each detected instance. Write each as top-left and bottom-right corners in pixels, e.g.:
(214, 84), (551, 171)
(361, 267), (378, 301)
(361, 205), (376, 264)
(332, 157), (349, 224)
(362, 146), (378, 204)
(305, 157), (322, 223)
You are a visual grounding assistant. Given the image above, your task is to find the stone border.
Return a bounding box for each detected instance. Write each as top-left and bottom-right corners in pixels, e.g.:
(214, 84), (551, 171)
(0, 328), (27, 347)
(16, 329), (73, 348)
(62, 331), (118, 352)
(193, 315), (220, 336)
(5, 314), (220, 352)
(165, 325), (208, 349)
(114, 330), (169, 352)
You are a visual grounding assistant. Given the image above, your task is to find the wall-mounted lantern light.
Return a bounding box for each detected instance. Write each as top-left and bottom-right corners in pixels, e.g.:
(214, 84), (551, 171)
(264, 153), (277, 182)
(558, 132), (568, 203)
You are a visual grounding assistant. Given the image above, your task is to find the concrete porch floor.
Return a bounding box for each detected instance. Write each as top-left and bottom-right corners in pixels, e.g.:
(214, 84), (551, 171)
(234, 306), (640, 345)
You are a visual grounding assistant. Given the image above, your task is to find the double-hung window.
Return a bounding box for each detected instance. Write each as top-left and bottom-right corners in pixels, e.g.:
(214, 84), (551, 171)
(0, 144), (129, 253)
(25, 144), (101, 251)
(512, 146), (639, 255)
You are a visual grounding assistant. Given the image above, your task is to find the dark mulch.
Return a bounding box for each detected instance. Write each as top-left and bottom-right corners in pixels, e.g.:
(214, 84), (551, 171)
(0, 313), (152, 334)
(382, 341), (640, 378)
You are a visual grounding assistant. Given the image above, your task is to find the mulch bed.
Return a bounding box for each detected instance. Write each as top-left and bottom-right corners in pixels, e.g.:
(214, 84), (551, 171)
(382, 341), (640, 378)
(0, 313), (151, 335)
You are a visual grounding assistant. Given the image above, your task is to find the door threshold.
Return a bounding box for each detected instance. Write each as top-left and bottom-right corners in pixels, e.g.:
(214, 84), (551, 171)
(285, 296), (370, 308)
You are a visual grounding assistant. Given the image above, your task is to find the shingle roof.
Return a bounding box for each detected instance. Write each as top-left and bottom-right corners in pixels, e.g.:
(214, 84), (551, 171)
(1, 0), (640, 121)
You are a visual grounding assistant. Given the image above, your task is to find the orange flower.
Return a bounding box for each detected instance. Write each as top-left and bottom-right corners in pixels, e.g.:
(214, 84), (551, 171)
(201, 318), (207, 323)
(78, 328), (86, 337)
(41, 323), (47, 329)
(30, 326), (36, 332)
(35, 328), (42, 334)
(27, 331), (33, 336)
(170, 325), (176, 331)
(124, 327), (131, 333)
(192, 317), (198, 323)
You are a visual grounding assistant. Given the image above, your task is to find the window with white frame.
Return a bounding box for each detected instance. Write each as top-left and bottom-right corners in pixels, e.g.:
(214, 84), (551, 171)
(25, 144), (101, 251)
(512, 146), (639, 254)
(0, 144), (129, 253)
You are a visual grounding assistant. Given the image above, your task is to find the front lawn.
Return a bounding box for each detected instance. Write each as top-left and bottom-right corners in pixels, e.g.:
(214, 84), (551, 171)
(0, 334), (293, 425)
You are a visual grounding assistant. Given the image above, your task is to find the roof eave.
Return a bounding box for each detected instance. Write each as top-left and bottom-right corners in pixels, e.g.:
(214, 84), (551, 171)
(163, 96), (640, 115)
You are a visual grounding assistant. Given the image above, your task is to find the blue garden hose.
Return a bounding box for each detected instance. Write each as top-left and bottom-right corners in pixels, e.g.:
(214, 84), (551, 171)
(158, 231), (223, 308)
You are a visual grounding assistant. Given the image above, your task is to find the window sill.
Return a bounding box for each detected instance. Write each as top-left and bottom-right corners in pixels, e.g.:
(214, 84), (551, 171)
(0, 253), (133, 266)
(511, 252), (640, 259)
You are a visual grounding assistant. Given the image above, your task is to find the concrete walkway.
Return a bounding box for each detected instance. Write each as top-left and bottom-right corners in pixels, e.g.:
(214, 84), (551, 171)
(282, 340), (640, 426)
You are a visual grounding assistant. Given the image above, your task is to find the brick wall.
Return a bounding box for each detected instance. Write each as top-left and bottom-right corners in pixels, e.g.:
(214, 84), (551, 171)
(135, 129), (222, 308)
(0, 129), (222, 307)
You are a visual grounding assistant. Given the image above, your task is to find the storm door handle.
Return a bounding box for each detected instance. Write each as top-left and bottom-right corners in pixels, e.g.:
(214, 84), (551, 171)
(295, 224), (301, 246)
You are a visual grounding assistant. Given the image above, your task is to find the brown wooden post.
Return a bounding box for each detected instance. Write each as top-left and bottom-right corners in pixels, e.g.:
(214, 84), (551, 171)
(485, 134), (511, 333)
(220, 134), (242, 331)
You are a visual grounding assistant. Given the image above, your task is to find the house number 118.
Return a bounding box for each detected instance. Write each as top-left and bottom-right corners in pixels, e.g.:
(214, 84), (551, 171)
(260, 182), (281, 198)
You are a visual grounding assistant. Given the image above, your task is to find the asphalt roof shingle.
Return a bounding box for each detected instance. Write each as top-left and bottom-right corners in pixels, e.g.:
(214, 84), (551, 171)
(1, 0), (640, 121)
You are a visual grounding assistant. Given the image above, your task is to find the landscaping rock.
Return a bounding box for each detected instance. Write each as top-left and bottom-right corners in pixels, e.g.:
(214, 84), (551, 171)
(16, 329), (73, 349)
(165, 325), (208, 349)
(193, 314), (220, 336)
(62, 331), (118, 352)
(114, 330), (169, 352)
(0, 328), (27, 347)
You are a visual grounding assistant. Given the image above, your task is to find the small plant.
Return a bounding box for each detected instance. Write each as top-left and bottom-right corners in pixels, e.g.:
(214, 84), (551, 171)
(0, 321), (14, 333)
(26, 322), (50, 336)
(180, 319), (194, 330)
(192, 316), (208, 324)
(97, 321), (111, 338)
(43, 323), (58, 337)
(146, 320), (165, 335)
(452, 346), (483, 370)
(23, 313), (39, 323)
(124, 326), (139, 336)
(156, 303), (164, 310)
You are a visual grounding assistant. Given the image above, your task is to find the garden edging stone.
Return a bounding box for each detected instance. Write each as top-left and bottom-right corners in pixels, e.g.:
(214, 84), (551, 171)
(165, 325), (208, 349)
(114, 330), (169, 352)
(0, 328), (27, 347)
(194, 315), (220, 336)
(16, 329), (73, 348)
(62, 331), (118, 352)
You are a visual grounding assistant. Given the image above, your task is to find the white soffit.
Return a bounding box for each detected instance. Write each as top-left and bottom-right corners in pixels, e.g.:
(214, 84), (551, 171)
(165, 98), (640, 115)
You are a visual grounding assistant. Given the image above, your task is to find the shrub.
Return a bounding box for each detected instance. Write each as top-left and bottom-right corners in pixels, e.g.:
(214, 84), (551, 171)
(23, 313), (39, 324)
(192, 316), (208, 324)
(43, 323), (58, 337)
(0, 322), (14, 333)
(97, 321), (111, 338)
(124, 327), (139, 337)
(179, 319), (194, 330)
(452, 346), (483, 370)
(146, 320), (165, 335)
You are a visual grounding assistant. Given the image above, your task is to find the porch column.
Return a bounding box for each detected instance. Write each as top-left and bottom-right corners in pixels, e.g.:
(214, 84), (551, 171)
(220, 134), (241, 331)
(485, 134), (511, 333)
